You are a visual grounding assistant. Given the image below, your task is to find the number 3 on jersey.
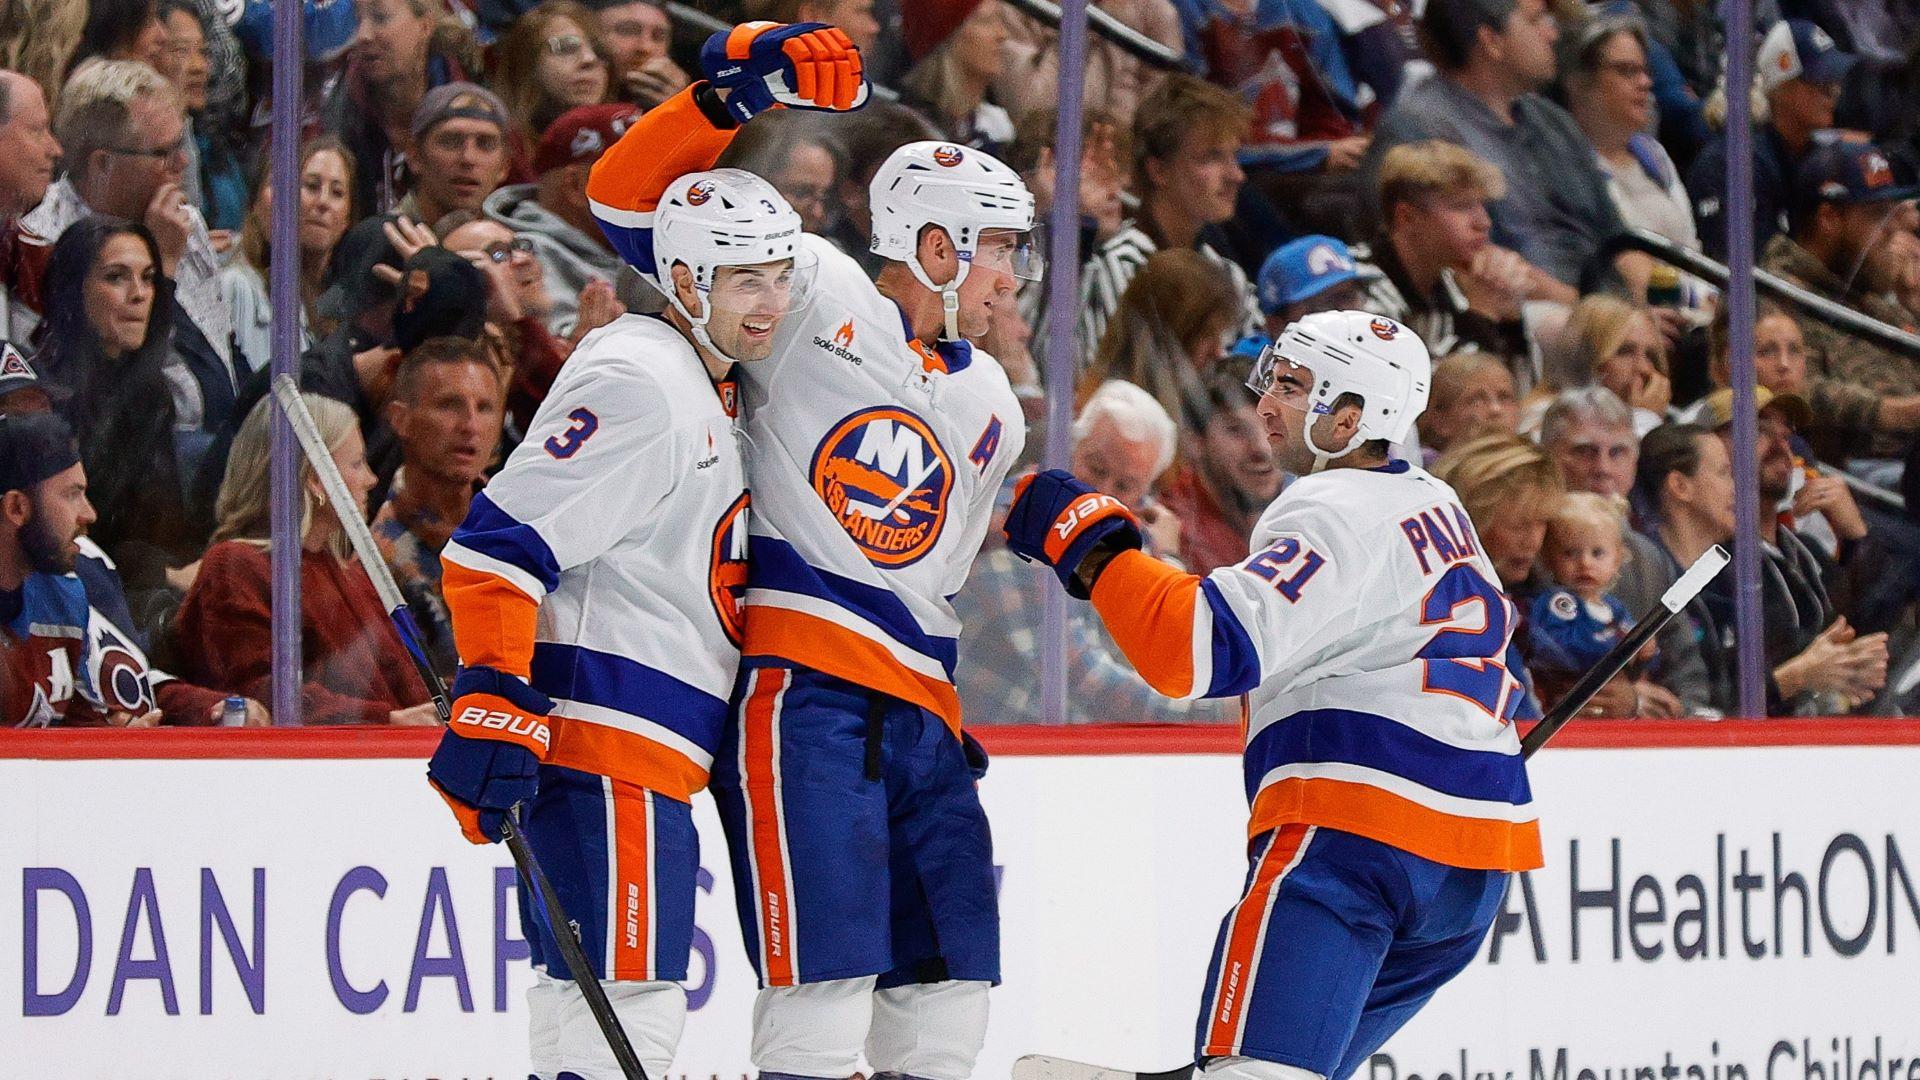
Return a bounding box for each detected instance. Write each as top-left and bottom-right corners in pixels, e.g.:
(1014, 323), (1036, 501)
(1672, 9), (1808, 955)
(544, 408), (600, 459)
(1417, 563), (1520, 721)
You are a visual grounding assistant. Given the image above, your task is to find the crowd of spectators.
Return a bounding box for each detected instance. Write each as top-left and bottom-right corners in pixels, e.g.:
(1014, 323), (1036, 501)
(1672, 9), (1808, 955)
(3, 0), (1920, 728)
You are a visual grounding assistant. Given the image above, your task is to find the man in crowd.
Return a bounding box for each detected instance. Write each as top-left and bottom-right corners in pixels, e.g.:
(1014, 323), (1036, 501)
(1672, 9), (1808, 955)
(373, 337), (503, 679)
(401, 82), (512, 231)
(486, 102), (655, 336)
(1365, 0), (1622, 291)
(1538, 386), (1697, 714)
(0, 71), (60, 349)
(1690, 19), (1855, 261)
(29, 60), (236, 429)
(589, 0), (691, 110)
(1355, 139), (1541, 373)
(752, 0), (881, 54)
(1159, 371), (1284, 573)
(1761, 141), (1920, 472)
(956, 379), (1232, 723)
(1080, 73), (1261, 356)
(1637, 418), (1886, 716)
(440, 214), (570, 427)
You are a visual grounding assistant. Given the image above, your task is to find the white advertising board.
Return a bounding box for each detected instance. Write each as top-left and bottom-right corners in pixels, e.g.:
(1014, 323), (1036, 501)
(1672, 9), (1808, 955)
(3, 742), (1918, 1079)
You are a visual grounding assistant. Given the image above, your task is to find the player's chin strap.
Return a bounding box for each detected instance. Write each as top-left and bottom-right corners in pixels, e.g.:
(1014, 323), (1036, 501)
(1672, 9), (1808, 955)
(1301, 407), (1367, 475)
(668, 284), (742, 366)
(905, 249), (969, 342)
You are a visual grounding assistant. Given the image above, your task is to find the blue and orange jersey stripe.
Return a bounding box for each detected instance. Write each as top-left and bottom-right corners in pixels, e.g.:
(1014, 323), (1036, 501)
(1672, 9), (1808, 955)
(587, 84), (739, 277)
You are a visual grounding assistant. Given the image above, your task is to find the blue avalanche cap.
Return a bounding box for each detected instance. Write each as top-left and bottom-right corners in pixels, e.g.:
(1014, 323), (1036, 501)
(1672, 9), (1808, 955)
(1256, 235), (1377, 316)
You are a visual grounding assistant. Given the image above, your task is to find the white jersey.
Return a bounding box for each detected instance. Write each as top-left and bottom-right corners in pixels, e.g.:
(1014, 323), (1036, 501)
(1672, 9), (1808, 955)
(441, 315), (748, 801)
(736, 234), (1025, 731)
(1090, 461), (1541, 871)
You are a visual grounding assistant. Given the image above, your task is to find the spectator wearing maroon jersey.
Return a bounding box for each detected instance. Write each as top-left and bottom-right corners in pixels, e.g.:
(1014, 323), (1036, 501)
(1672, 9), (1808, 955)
(173, 394), (435, 726)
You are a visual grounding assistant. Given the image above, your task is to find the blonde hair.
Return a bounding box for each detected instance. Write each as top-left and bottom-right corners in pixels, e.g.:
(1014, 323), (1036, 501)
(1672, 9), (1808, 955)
(1428, 351), (1512, 411)
(0, 0), (86, 107)
(54, 58), (179, 184)
(1430, 432), (1566, 529)
(1131, 73), (1251, 196)
(1546, 293), (1664, 392)
(1378, 140), (1508, 217)
(1547, 490), (1628, 542)
(213, 394), (361, 560)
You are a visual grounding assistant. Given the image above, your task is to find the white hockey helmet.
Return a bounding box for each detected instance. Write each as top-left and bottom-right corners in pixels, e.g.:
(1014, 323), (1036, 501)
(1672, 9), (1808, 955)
(1247, 309), (1432, 471)
(868, 141), (1040, 339)
(653, 167), (817, 361)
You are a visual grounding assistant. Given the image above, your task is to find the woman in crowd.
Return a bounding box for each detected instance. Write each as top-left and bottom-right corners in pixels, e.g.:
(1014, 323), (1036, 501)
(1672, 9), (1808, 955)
(220, 135), (357, 373)
(1535, 293), (1672, 437)
(172, 395), (435, 726)
(154, 0), (247, 233)
(63, 0), (166, 75)
(1083, 248), (1243, 438)
(33, 216), (209, 617)
(1563, 12), (1702, 262)
(492, 0), (611, 183)
(321, 0), (476, 216)
(1706, 298), (1920, 462)
(898, 0), (1016, 156)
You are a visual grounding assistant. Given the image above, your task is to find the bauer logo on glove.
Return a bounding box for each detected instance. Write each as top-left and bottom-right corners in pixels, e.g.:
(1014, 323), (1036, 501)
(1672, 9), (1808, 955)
(452, 702), (552, 752)
(1005, 469), (1144, 599)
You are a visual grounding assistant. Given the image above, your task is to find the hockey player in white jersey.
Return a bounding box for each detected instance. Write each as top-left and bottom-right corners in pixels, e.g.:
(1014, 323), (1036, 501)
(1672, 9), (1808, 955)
(1005, 311), (1541, 1080)
(587, 19), (1030, 1080)
(423, 139), (827, 1075)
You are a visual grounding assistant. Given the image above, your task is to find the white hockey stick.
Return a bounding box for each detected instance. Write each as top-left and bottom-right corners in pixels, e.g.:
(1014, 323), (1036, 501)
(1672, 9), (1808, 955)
(1011, 546), (1732, 1080)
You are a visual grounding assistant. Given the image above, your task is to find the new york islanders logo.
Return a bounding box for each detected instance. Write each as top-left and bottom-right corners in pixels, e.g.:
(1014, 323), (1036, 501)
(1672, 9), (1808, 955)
(1369, 316), (1401, 341)
(932, 145), (965, 167)
(809, 407), (953, 567)
(710, 492), (750, 646)
(687, 179), (716, 205)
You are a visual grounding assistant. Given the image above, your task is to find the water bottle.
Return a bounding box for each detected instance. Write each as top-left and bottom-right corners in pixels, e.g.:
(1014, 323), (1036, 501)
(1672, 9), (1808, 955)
(1647, 264), (1683, 309)
(221, 696), (248, 727)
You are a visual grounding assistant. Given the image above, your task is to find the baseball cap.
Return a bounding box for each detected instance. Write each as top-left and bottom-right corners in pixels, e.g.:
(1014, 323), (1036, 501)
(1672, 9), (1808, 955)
(1692, 385), (1813, 432)
(410, 82), (510, 145)
(534, 103), (640, 176)
(392, 247), (488, 353)
(1256, 236), (1378, 315)
(1790, 141), (1919, 231)
(1757, 19), (1855, 94)
(0, 411), (79, 496)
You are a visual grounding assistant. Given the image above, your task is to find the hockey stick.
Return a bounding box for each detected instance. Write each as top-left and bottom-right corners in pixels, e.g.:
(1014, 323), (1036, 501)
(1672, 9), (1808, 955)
(271, 377), (649, 1080)
(1519, 543), (1729, 757)
(1012, 545), (1731, 1080)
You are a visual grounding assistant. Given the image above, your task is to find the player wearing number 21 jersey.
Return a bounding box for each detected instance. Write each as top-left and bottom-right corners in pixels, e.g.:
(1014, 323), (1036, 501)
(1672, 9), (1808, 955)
(1006, 310), (1541, 1080)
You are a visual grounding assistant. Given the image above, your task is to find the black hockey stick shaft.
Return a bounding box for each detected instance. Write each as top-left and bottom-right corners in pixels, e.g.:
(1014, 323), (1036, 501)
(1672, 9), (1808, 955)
(273, 377), (647, 1080)
(1520, 544), (1731, 758)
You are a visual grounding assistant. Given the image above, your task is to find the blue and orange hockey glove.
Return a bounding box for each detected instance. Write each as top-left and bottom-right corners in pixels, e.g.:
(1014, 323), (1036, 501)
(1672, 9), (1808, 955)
(699, 21), (869, 123)
(1004, 469), (1144, 600)
(426, 666), (554, 845)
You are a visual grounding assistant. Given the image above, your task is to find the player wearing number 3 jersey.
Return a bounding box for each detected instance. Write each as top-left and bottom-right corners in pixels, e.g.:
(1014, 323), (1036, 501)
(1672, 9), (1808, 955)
(1006, 310), (1543, 1080)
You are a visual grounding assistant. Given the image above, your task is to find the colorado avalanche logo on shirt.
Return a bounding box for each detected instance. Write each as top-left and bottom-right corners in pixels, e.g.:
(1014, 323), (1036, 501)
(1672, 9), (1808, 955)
(710, 492), (750, 646)
(87, 618), (154, 713)
(932, 145), (965, 167)
(809, 406), (953, 567)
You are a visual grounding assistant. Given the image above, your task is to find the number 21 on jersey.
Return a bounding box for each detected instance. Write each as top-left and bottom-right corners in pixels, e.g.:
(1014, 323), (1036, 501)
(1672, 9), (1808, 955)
(1417, 563), (1522, 722)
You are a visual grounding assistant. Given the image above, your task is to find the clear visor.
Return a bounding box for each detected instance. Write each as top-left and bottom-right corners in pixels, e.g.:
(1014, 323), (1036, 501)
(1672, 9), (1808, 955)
(1245, 341), (1324, 416)
(703, 246), (821, 322)
(968, 229), (1045, 282)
